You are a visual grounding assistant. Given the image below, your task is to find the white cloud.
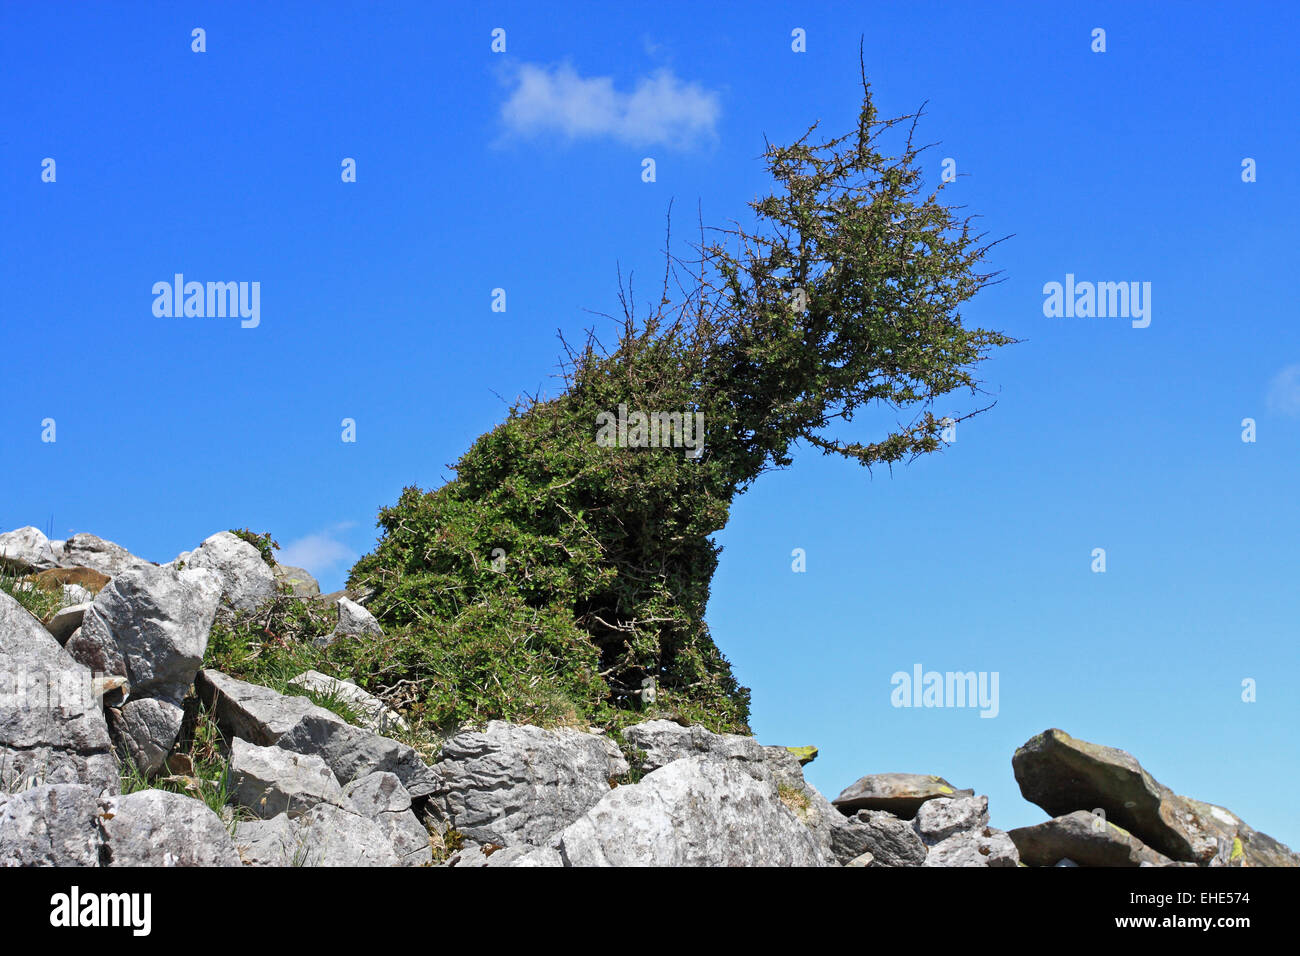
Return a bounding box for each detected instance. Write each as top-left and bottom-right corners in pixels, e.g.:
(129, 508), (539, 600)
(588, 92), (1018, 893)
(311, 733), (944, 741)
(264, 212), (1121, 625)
(1267, 364), (1300, 417)
(276, 524), (357, 580)
(500, 62), (721, 149)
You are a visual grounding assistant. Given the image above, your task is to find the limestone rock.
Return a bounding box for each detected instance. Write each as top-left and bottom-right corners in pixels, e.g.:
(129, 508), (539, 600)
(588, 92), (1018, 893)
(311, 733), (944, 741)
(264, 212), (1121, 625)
(0, 527), (59, 572)
(623, 718), (765, 773)
(833, 809), (928, 866)
(0, 592), (117, 794)
(229, 737), (349, 818)
(59, 534), (153, 578)
(0, 783), (104, 866)
(196, 669), (343, 746)
(913, 794), (990, 845)
(341, 771), (432, 866)
(548, 755), (832, 867)
(833, 772), (973, 818)
(112, 698), (185, 777)
(100, 789), (240, 866)
(77, 565), (222, 705)
(287, 670), (407, 734)
(426, 720), (625, 846)
(171, 532), (276, 614)
(276, 713), (436, 797)
(924, 826), (1020, 867)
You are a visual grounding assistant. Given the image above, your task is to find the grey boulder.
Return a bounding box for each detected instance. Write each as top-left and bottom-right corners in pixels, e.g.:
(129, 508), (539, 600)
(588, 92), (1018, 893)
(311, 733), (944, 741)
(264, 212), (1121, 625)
(924, 826), (1020, 867)
(426, 720), (626, 846)
(112, 697), (185, 776)
(77, 565), (222, 705)
(237, 804), (401, 867)
(100, 789), (240, 866)
(833, 809), (928, 866)
(276, 713), (436, 798)
(913, 794), (991, 845)
(59, 533), (154, 578)
(545, 755), (833, 867)
(172, 532), (276, 614)
(0, 526), (59, 572)
(623, 718), (764, 772)
(272, 563), (320, 597)
(0, 592), (118, 794)
(229, 737), (349, 818)
(316, 597), (383, 647)
(341, 772), (432, 866)
(196, 669), (343, 746)
(0, 783), (104, 866)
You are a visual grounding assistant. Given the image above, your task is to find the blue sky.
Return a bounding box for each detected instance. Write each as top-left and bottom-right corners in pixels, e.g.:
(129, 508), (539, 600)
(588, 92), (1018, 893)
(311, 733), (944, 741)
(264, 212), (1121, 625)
(3, 1), (1298, 846)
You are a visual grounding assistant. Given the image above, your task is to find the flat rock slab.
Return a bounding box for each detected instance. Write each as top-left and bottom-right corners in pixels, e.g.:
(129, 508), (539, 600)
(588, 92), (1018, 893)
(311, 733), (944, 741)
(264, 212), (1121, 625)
(1009, 811), (1173, 867)
(276, 713), (436, 798)
(229, 737), (349, 818)
(833, 772), (973, 818)
(196, 669), (343, 746)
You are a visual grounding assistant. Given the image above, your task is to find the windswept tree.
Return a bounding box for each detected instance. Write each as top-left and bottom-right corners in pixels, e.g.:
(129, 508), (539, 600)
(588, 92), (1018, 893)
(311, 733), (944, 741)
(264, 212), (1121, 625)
(346, 76), (1014, 734)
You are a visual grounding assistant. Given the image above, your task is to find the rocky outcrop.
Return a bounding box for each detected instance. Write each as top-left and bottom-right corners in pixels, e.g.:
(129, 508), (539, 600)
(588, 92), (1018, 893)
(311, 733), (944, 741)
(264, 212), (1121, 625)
(99, 789), (241, 866)
(0, 592), (118, 794)
(1009, 811), (1175, 867)
(427, 721), (626, 845)
(0, 527), (59, 572)
(229, 738), (350, 818)
(172, 532), (276, 614)
(59, 534), (153, 578)
(197, 669), (343, 746)
(537, 755), (832, 867)
(1012, 728), (1299, 866)
(623, 718), (765, 772)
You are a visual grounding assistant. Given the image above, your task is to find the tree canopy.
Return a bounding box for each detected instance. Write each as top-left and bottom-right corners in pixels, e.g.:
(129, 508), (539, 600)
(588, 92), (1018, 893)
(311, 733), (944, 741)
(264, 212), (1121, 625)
(345, 77), (1014, 735)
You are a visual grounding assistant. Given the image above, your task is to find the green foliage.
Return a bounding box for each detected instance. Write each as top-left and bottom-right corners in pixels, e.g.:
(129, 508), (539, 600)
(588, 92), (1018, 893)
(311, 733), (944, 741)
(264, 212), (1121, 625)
(0, 566), (69, 624)
(348, 78), (1013, 736)
(229, 528), (279, 566)
(119, 702), (240, 825)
